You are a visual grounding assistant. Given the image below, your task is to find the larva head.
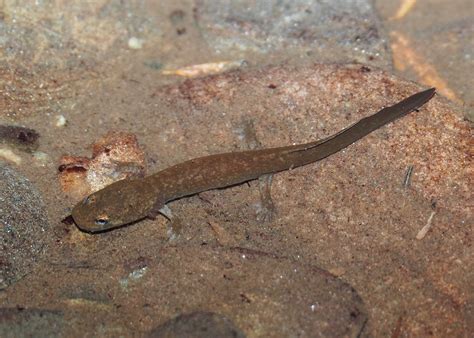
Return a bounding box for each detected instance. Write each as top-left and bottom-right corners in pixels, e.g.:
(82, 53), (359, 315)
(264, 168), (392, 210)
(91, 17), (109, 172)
(71, 179), (154, 232)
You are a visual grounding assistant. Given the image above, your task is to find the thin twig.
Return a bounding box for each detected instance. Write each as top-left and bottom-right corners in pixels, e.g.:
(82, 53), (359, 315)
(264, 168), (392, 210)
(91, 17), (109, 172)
(403, 165), (414, 188)
(416, 211), (436, 240)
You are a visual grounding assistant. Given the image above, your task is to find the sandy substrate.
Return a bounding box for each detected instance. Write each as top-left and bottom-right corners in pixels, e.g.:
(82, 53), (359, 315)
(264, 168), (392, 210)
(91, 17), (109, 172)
(0, 1), (472, 337)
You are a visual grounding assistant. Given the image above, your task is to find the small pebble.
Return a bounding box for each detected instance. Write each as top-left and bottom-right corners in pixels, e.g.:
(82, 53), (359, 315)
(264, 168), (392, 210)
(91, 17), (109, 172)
(33, 151), (50, 166)
(55, 115), (67, 127)
(128, 37), (144, 50)
(0, 148), (22, 165)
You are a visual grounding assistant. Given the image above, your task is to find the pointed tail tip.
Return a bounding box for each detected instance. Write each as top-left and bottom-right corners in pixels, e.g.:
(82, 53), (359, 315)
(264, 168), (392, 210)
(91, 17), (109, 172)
(426, 87), (436, 96)
(417, 87), (436, 103)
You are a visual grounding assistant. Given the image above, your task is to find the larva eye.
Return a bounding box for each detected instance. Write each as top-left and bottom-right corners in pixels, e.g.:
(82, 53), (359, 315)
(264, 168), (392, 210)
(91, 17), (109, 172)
(95, 216), (109, 226)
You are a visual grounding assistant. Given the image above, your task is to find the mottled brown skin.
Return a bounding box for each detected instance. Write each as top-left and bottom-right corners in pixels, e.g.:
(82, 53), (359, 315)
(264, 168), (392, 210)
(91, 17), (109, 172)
(72, 88), (435, 233)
